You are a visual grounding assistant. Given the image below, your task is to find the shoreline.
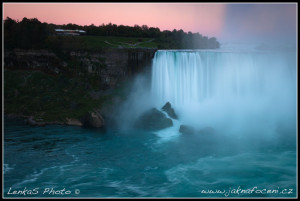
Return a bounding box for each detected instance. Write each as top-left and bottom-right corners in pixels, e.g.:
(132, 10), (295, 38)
(4, 113), (82, 127)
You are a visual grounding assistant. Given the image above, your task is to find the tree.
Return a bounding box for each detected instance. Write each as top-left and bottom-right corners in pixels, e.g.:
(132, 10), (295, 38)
(4, 17), (17, 49)
(141, 25), (149, 31)
(4, 17), (221, 50)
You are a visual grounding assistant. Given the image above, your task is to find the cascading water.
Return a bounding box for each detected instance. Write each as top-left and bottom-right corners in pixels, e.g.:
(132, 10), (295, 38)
(151, 49), (296, 137)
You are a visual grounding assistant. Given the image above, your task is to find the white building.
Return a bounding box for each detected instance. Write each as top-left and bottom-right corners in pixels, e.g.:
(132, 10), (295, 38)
(55, 29), (86, 36)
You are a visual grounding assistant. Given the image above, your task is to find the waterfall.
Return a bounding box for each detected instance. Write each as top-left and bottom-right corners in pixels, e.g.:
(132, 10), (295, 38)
(151, 49), (296, 135)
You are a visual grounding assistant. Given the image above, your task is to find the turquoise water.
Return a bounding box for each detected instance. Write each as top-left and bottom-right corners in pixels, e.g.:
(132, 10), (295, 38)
(3, 118), (297, 198)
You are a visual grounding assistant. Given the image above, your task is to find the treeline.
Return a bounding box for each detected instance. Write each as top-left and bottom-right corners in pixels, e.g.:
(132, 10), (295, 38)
(4, 17), (220, 50)
(4, 17), (50, 49)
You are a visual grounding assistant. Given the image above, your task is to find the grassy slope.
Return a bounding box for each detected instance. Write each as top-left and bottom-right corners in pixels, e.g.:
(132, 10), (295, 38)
(47, 35), (159, 50)
(82, 36), (157, 48)
(4, 69), (127, 122)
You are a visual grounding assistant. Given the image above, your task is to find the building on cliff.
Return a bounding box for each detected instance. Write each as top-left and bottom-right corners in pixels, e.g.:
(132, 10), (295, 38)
(55, 29), (86, 36)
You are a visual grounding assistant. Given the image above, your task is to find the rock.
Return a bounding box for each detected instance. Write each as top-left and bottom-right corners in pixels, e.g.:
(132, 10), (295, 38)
(27, 117), (37, 126)
(134, 108), (173, 131)
(198, 127), (215, 135)
(81, 111), (105, 128)
(179, 125), (195, 134)
(65, 118), (83, 126)
(37, 122), (46, 126)
(26, 117), (45, 126)
(161, 102), (178, 119)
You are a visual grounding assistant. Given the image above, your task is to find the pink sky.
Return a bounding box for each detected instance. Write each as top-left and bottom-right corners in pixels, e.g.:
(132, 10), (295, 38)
(3, 3), (226, 38)
(3, 3), (297, 43)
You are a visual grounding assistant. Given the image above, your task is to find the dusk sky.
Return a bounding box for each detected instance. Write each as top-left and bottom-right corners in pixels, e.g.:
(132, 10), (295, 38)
(3, 3), (297, 44)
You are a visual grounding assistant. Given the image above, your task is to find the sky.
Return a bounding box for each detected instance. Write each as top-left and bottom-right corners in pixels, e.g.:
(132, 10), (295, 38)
(3, 3), (297, 44)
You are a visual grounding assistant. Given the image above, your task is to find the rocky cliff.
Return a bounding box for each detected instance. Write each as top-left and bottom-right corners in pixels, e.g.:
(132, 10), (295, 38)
(4, 48), (157, 89)
(4, 48), (157, 127)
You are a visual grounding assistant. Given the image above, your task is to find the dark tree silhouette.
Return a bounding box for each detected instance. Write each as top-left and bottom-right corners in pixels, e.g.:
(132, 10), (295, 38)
(4, 17), (220, 50)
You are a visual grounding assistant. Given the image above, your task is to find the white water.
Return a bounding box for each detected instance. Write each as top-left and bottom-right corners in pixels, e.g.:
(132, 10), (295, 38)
(151, 49), (296, 137)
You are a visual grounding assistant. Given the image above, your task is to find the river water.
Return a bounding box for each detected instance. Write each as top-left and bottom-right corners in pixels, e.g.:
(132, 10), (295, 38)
(3, 117), (296, 198)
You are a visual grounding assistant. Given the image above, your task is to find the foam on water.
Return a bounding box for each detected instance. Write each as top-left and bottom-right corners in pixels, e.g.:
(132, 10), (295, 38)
(3, 163), (14, 174)
(165, 151), (296, 195)
(153, 111), (181, 143)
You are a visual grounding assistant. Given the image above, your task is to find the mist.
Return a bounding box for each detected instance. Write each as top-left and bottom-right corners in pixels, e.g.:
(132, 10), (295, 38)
(115, 45), (296, 153)
(219, 4), (297, 47)
(115, 65), (154, 131)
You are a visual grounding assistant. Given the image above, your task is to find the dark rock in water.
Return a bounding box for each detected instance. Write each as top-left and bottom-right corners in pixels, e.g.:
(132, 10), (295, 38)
(26, 117), (45, 126)
(81, 111), (105, 128)
(179, 125), (195, 134)
(135, 108), (173, 131)
(161, 102), (178, 119)
(198, 127), (215, 135)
